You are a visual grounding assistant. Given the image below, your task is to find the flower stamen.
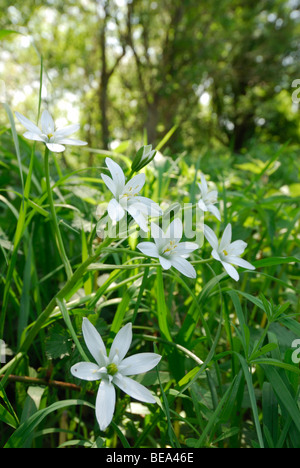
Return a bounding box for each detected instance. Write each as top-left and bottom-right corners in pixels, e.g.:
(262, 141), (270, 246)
(107, 363), (118, 376)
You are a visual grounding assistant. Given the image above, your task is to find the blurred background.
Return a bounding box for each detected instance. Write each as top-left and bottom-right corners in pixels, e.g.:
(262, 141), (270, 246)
(0, 0), (300, 167)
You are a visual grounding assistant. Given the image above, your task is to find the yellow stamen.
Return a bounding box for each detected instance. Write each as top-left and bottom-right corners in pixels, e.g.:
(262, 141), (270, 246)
(163, 241), (177, 254)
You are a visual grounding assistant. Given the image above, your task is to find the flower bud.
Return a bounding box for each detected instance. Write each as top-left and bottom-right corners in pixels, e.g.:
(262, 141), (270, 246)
(131, 145), (157, 172)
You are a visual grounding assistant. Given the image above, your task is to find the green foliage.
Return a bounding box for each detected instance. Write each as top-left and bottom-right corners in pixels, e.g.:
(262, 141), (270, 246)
(0, 107), (299, 446)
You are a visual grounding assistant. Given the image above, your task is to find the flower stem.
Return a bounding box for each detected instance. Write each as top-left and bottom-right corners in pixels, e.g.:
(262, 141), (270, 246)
(44, 146), (73, 280)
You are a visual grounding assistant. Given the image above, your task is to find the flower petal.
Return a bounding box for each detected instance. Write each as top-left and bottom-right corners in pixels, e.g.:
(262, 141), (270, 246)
(46, 143), (65, 153)
(107, 198), (125, 221)
(165, 218), (182, 242)
(56, 138), (87, 146)
(220, 224), (232, 251)
(41, 110), (55, 135)
(15, 112), (42, 134)
(101, 173), (117, 197)
(109, 323), (132, 363)
(113, 374), (156, 403)
(70, 361), (104, 381)
(127, 204), (148, 232)
(198, 199), (208, 212)
(23, 131), (46, 142)
(137, 241), (159, 258)
(226, 256), (255, 270)
(54, 124), (80, 138)
(158, 255), (172, 270)
(151, 222), (166, 250)
(96, 379), (116, 431)
(122, 173), (145, 196)
(221, 260), (239, 281)
(105, 158), (125, 194)
(212, 248), (221, 262)
(207, 204), (221, 221)
(173, 242), (198, 256)
(82, 317), (107, 367)
(118, 353), (161, 376)
(204, 224), (219, 250)
(227, 240), (247, 256)
(170, 256), (196, 278)
(199, 173), (208, 195)
(133, 196), (162, 217)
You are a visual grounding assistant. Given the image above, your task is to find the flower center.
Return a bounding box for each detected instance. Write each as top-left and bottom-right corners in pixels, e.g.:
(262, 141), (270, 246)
(47, 133), (54, 139)
(121, 185), (140, 199)
(223, 249), (228, 256)
(107, 363), (118, 376)
(162, 240), (177, 255)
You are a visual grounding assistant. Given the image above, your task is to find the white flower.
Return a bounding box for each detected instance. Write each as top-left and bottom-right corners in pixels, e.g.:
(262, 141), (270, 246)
(71, 318), (161, 431)
(15, 109), (87, 153)
(137, 218), (198, 278)
(197, 173), (221, 221)
(204, 223), (255, 281)
(101, 157), (162, 232)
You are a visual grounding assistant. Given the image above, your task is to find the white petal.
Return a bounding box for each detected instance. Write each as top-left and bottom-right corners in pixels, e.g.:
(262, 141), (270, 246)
(198, 199), (208, 212)
(122, 173), (145, 196)
(204, 224), (219, 250)
(133, 197), (162, 217)
(54, 124), (80, 138)
(46, 142), (65, 153)
(137, 242), (159, 258)
(220, 224), (232, 250)
(107, 198), (125, 221)
(41, 110), (55, 135)
(207, 204), (221, 221)
(118, 353), (161, 376)
(127, 204), (149, 232)
(109, 323), (132, 362)
(101, 173), (117, 197)
(70, 362), (104, 381)
(23, 131), (46, 142)
(226, 256), (255, 270)
(212, 248), (222, 262)
(56, 138), (87, 146)
(158, 255), (172, 270)
(200, 173), (208, 195)
(151, 222), (166, 251)
(173, 242), (198, 256)
(82, 318), (107, 367)
(206, 190), (218, 203)
(170, 256), (196, 278)
(165, 218), (182, 242)
(15, 112), (42, 134)
(96, 379), (116, 431)
(227, 240), (247, 256)
(113, 374), (156, 403)
(221, 261), (239, 281)
(105, 158), (125, 193)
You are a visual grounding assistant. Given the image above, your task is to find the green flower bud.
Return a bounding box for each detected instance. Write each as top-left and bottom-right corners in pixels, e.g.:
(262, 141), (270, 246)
(131, 145), (157, 173)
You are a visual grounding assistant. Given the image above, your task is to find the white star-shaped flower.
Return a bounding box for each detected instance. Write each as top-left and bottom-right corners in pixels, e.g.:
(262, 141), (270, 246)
(137, 218), (198, 278)
(204, 223), (255, 281)
(71, 318), (161, 431)
(197, 173), (221, 221)
(15, 109), (87, 153)
(101, 157), (162, 232)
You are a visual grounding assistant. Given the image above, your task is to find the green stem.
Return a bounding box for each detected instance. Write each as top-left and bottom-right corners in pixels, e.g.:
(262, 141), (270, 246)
(44, 146), (73, 279)
(0, 236), (114, 384)
(20, 237), (113, 353)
